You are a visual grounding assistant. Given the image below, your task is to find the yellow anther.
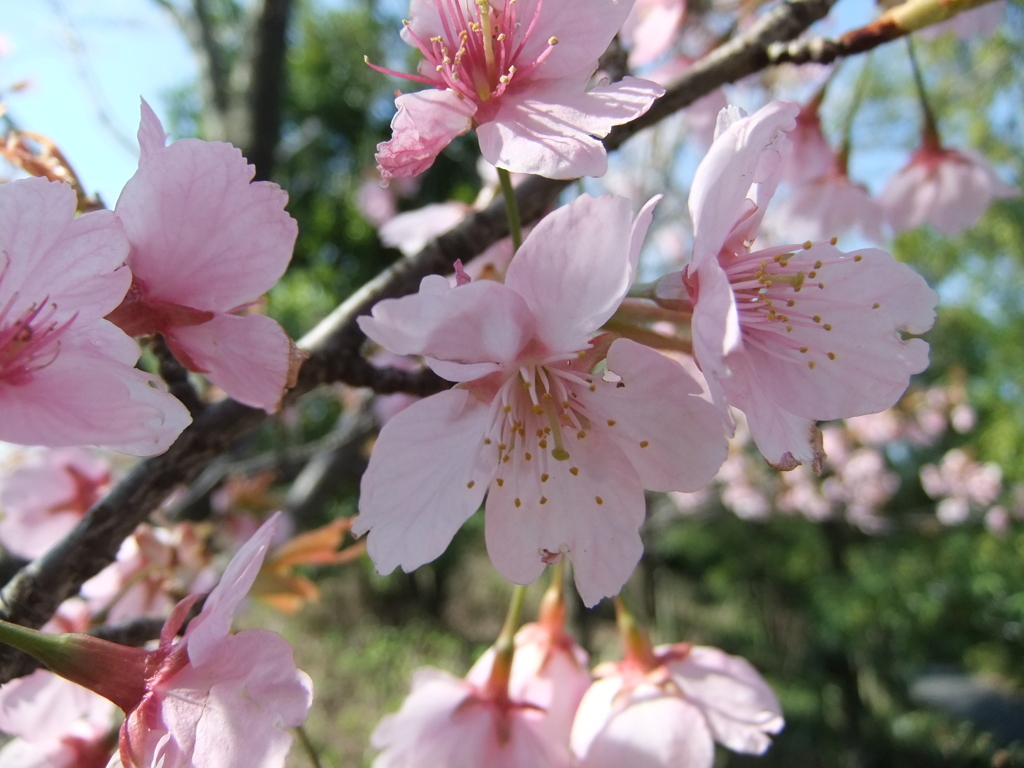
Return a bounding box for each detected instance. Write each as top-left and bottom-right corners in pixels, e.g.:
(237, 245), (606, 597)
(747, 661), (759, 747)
(640, 441), (649, 448)
(539, 439), (548, 449)
(803, 241), (813, 249)
(787, 300), (796, 307)
(607, 419), (616, 426)
(503, 405), (512, 413)
(548, 36), (559, 44)
(577, 430), (586, 439)
(799, 346), (808, 353)
(872, 302), (881, 309)
(812, 315), (821, 323)
(467, 481), (475, 489)
(823, 324), (832, 331)
(830, 236), (838, 245)
(808, 361), (816, 369)
(828, 352), (836, 360)
(484, 438), (492, 444)
(854, 254), (863, 262)
(540, 497), (548, 505)
(496, 478), (504, 487)
(808, 271), (817, 279)
(595, 496), (604, 505)
(541, 473), (549, 482)
(531, 404), (545, 415)
(514, 498), (521, 507)
(569, 467), (579, 476)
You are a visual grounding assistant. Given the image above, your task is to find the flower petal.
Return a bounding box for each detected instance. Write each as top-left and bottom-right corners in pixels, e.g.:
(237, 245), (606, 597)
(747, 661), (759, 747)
(477, 78), (664, 179)
(354, 389), (496, 574)
(581, 339), (727, 492)
(667, 645), (784, 755)
(689, 101), (798, 268)
(485, 425), (644, 607)
(115, 138), (297, 312)
(0, 326), (191, 456)
(575, 687), (715, 768)
(0, 178), (130, 321)
(137, 98), (167, 160)
(165, 312), (294, 412)
(737, 243), (936, 420)
(186, 513), (280, 667)
(504, 195), (635, 354)
(375, 89), (476, 184)
(359, 275), (535, 380)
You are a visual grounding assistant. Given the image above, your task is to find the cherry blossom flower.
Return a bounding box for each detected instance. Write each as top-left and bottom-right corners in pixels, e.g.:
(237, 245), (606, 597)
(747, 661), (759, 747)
(0, 514), (313, 768)
(656, 102), (937, 470)
(571, 603), (782, 768)
(781, 96), (833, 185)
(117, 514), (313, 768)
(880, 142), (1018, 235)
(370, 663), (571, 768)
(0, 177), (190, 455)
(571, 644), (783, 768)
(621, 0), (687, 68)
(0, 448), (111, 559)
(354, 194), (727, 606)
(466, 574), (592, 747)
(771, 164), (884, 243)
(108, 100), (300, 412)
(372, 0), (665, 182)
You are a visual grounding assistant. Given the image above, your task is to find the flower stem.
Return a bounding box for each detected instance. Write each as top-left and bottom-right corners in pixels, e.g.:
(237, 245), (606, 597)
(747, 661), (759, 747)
(839, 58), (872, 173)
(497, 167), (523, 253)
(485, 583), (526, 699)
(905, 37), (941, 148)
(294, 724), (324, 768)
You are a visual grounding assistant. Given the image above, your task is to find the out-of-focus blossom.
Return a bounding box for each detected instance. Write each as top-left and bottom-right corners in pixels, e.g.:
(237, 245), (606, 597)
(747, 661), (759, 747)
(380, 202), (471, 256)
(355, 194), (727, 605)
(0, 448), (110, 559)
(571, 605), (782, 768)
(880, 142), (1018, 235)
(372, 0), (665, 182)
(656, 102), (936, 470)
(621, 0), (686, 67)
(108, 100), (300, 412)
(0, 177), (191, 455)
(81, 523), (217, 625)
(782, 96), (833, 185)
(771, 172), (884, 243)
(921, 448), (1003, 525)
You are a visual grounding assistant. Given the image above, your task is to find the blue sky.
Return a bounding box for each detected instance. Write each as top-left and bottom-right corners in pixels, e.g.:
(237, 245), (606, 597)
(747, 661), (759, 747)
(2, 0), (196, 204)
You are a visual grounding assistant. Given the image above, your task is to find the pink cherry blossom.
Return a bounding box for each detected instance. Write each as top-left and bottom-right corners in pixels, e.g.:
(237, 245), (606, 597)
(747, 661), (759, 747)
(0, 177), (190, 455)
(118, 512), (313, 768)
(370, 666), (571, 768)
(621, 0), (687, 68)
(108, 100), (300, 412)
(782, 97), (833, 185)
(656, 102), (937, 470)
(0, 448), (111, 559)
(880, 143), (1018, 235)
(466, 587), (592, 747)
(771, 170), (884, 243)
(372, 0), (665, 182)
(571, 644), (783, 768)
(354, 194), (727, 605)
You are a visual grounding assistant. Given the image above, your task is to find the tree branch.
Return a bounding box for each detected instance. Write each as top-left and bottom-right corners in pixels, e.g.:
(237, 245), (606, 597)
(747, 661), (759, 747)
(0, 0), (843, 684)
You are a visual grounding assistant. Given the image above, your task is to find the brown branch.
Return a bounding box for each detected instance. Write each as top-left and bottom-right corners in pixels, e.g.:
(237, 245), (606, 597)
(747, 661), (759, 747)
(0, 0), (842, 684)
(765, 0), (1003, 66)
